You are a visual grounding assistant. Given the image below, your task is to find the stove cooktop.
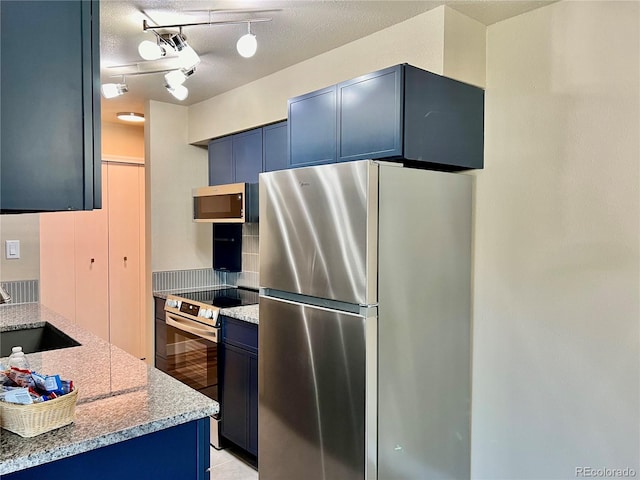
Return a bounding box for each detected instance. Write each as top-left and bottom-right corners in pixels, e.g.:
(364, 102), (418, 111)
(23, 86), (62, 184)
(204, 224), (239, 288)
(175, 287), (259, 309)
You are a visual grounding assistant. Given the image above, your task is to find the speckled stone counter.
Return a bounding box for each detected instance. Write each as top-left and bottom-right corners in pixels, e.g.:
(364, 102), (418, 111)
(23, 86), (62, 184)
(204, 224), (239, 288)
(219, 304), (259, 324)
(0, 303), (218, 475)
(153, 286), (259, 324)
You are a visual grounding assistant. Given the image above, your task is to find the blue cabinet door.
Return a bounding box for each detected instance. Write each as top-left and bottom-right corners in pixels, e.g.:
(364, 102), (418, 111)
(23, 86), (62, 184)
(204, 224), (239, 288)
(220, 342), (249, 449)
(263, 121), (288, 172)
(220, 317), (258, 457)
(233, 128), (263, 183)
(337, 65), (403, 162)
(247, 352), (258, 456)
(288, 85), (337, 167)
(0, 1), (100, 212)
(208, 136), (234, 186)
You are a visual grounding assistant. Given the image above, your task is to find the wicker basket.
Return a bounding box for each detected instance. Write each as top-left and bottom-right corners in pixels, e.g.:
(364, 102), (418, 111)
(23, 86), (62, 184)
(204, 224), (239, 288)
(0, 388), (78, 437)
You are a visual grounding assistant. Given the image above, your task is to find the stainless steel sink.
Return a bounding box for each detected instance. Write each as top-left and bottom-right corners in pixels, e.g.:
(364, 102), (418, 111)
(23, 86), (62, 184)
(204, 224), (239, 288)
(0, 323), (80, 357)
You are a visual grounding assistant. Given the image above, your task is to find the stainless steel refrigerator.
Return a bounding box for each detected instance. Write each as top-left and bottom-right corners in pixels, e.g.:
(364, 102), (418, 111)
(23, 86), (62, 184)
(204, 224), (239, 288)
(258, 160), (472, 480)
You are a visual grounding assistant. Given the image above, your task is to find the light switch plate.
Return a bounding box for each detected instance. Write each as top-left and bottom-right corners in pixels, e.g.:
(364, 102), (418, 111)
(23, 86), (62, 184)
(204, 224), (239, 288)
(5, 240), (20, 259)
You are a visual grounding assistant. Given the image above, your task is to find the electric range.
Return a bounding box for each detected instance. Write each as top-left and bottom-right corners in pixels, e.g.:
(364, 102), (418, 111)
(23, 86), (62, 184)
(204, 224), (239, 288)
(159, 287), (258, 449)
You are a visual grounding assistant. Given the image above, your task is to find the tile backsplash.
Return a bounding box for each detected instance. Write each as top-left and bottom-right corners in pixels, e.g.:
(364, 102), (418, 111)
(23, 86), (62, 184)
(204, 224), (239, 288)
(227, 223), (259, 290)
(153, 223), (260, 293)
(152, 268), (225, 292)
(0, 279), (39, 304)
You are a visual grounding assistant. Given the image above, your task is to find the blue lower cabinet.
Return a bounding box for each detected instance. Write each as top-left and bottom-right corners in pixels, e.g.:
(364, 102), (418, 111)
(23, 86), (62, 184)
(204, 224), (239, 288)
(4, 418), (210, 480)
(220, 316), (258, 457)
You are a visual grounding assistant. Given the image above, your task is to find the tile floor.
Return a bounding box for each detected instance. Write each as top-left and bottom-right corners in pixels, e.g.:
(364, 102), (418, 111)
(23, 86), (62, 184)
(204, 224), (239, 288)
(210, 446), (258, 480)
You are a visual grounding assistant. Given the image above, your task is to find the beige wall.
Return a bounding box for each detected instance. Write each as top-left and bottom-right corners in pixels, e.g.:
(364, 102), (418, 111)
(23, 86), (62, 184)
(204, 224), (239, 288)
(188, 7), (447, 144)
(102, 122), (145, 160)
(0, 214), (40, 281)
(443, 7), (486, 88)
(147, 100), (210, 272)
(472, 1), (639, 477)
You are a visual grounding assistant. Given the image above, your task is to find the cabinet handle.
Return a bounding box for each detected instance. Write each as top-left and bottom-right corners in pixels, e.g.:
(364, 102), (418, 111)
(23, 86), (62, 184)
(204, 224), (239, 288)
(124, 256), (128, 261)
(90, 258), (95, 263)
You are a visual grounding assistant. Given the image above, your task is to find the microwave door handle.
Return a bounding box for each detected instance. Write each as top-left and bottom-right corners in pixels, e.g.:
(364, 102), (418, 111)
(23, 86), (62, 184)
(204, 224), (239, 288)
(166, 313), (219, 343)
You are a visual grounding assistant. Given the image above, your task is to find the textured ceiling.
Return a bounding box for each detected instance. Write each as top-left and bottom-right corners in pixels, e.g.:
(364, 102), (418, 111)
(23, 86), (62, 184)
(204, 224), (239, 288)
(100, 1), (556, 125)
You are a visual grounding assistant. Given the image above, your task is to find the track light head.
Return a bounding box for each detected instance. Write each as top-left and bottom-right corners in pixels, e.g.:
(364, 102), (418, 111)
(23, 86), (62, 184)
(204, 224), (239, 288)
(101, 82), (128, 99)
(138, 40), (167, 60)
(164, 67), (195, 89)
(237, 22), (257, 58)
(166, 83), (189, 101)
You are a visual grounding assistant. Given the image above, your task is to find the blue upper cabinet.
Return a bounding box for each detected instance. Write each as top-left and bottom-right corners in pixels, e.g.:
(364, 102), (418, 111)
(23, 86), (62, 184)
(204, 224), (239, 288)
(233, 129), (263, 184)
(0, 1), (101, 213)
(288, 86), (337, 167)
(402, 65), (484, 170)
(263, 121), (288, 172)
(208, 136), (234, 186)
(338, 65), (403, 162)
(208, 129), (263, 186)
(288, 64), (484, 170)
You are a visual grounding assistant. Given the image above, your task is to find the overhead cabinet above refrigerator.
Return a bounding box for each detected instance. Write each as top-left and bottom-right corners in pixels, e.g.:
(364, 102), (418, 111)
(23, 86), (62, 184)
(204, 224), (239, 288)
(288, 64), (484, 170)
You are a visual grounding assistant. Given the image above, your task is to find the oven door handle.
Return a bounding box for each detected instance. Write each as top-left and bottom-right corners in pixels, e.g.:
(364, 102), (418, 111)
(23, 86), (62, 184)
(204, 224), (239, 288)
(166, 313), (219, 343)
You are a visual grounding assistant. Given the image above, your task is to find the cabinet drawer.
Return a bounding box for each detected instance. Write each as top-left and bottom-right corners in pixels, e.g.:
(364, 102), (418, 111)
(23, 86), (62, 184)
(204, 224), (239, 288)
(222, 316), (258, 353)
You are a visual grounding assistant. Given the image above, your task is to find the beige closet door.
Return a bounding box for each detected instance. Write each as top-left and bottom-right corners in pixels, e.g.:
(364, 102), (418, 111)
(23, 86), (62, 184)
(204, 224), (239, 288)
(40, 212), (76, 321)
(108, 163), (143, 358)
(74, 164), (110, 341)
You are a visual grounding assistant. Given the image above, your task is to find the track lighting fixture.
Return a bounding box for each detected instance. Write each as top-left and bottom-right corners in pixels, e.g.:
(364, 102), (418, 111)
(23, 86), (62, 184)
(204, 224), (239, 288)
(138, 39), (167, 61)
(166, 84), (189, 101)
(104, 12), (275, 102)
(168, 33), (201, 70)
(164, 67), (195, 89)
(236, 22), (257, 58)
(101, 81), (128, 99)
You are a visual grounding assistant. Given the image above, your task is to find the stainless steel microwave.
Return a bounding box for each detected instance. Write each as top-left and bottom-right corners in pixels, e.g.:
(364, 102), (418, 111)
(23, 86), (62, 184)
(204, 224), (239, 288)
(193, 183), (258, 223)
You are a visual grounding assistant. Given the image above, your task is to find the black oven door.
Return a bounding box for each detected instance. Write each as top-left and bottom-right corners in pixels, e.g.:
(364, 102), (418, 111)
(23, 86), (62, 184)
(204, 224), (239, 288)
(164, 312), (219, 402)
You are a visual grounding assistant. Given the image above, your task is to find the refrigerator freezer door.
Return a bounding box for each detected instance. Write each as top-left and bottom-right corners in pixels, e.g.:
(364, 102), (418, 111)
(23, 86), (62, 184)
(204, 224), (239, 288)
(258, 296), (369, 480)
(259, 160), (378, 305)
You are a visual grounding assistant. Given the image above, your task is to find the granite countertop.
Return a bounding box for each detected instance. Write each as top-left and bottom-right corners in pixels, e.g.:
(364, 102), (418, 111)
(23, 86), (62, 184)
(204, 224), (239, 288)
(0, 303), (218, 475)
(153, 286), (259, 325)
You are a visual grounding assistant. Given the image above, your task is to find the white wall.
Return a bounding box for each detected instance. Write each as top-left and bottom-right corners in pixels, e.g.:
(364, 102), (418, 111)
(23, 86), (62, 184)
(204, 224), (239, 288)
(147, 100), (210, 271)
(472, 1), (639, 477)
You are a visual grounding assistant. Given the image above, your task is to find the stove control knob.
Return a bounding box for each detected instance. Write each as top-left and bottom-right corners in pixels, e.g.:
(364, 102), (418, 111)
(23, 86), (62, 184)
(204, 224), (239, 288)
(198, 309), (206, 318)
(166, 299), (177, 308)
(205, 309), (214, 319)
(176, 300), (182, 309)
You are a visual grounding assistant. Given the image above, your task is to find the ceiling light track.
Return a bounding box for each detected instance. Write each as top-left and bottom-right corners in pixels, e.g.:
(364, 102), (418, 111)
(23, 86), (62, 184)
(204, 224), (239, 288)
(142, 17), (271, 32)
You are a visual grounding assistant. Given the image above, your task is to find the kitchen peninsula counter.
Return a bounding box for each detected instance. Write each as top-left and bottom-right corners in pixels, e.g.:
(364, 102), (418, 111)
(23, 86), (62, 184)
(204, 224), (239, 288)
(0, 303), (216, 477)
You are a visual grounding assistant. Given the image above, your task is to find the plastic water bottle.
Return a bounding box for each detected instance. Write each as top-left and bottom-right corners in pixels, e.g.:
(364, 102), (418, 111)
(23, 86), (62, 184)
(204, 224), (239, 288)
(8, 346), (32, 387)
(8, 346), (30, 371)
